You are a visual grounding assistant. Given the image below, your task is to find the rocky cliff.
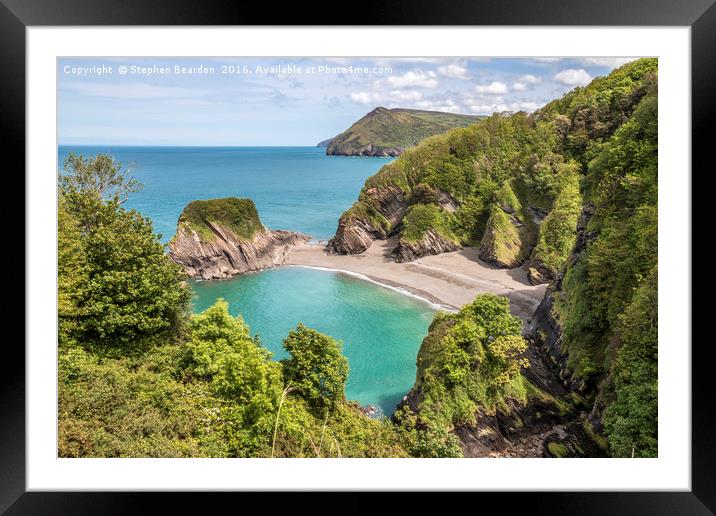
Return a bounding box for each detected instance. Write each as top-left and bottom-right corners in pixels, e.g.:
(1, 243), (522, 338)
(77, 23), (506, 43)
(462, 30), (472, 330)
(392, 228), (461, 263)
(326, 185), (406, 254)
(168, 198), (309, 280)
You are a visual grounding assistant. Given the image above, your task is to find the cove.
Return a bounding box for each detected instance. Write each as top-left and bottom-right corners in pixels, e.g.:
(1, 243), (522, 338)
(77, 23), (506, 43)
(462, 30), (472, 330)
(190, 266), (437, 416)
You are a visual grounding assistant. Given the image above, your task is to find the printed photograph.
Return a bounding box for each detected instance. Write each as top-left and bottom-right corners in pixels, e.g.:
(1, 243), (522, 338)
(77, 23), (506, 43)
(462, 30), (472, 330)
(57, 56), (658, 458)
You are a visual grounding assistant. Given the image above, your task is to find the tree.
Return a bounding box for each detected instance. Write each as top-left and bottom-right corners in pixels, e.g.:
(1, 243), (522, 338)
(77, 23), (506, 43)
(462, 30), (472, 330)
(58, 153), (190, 352)
(282, 324), (349, 415)
(60, 153), (141, 205)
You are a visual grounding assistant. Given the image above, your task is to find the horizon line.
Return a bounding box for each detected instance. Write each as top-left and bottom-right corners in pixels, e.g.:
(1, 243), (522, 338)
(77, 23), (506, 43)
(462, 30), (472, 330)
(58, 144), (324, 148)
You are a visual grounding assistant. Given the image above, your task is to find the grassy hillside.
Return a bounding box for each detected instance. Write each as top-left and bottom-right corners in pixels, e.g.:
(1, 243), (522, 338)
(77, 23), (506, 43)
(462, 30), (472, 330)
(324, 107), (484, 156)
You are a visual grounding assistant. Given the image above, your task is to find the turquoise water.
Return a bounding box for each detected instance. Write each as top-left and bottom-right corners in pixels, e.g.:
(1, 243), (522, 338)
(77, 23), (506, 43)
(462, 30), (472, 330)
(191, 267), (436, 416)
(58, 146), (435, 415)
(57, 146), (392, 243)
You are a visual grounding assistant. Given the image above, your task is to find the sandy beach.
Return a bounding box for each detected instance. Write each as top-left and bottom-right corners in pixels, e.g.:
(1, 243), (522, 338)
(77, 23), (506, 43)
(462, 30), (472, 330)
(284, 237), (547, 322)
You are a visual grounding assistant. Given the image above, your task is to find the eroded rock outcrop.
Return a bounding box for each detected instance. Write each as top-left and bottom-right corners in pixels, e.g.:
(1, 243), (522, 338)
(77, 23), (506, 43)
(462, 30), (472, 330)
(477, 181), (537, 268)
(168, 197), (309, 280)
(327, 185), (407, 254)
(392, 229), (461, 263)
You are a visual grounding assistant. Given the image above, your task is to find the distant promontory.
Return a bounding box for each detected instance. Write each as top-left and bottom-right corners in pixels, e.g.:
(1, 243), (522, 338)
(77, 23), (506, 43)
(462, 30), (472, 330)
(319, 107), (485, 157)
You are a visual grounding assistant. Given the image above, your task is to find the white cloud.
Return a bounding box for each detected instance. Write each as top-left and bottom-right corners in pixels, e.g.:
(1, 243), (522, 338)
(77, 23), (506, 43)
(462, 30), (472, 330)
(388, 90), (423, 102)
(414, 98), (461, 113)
(554, 68), (593, 86)
(579, 57), (638, 67)
(350, 91), (383, 104)
(512, 74), (541, 92)
(511, 100), (540, 111)
(469, 102), (508, 114)
(474, 81), (508, 95)
(469, 99), (542, 115)
(532, 57), (562, 63)
(437, 64), (470, 80)
(387, 71), (439, 89)
(520, 74), (542, 85)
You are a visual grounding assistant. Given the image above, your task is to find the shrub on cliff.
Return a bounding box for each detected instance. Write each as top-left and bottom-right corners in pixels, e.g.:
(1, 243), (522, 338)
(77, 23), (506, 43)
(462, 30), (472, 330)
(410, 294), (528, 432)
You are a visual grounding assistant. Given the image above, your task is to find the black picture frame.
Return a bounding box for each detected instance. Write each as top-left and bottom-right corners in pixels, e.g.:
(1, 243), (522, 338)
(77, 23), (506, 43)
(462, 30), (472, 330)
(3, 0), (711, 512)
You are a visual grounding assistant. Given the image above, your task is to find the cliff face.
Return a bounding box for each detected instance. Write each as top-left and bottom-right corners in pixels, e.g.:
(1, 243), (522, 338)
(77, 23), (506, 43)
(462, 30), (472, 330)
(392, 229), (461, 263)
(168, 198), (309, 280)
(530, 83), (658, 457)
(477, 182), (537, 268)
(327, 185), (406, 254)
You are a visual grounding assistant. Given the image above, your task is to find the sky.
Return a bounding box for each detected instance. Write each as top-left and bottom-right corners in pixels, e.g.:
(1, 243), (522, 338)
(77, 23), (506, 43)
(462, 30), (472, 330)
(57, 57), (639, 146)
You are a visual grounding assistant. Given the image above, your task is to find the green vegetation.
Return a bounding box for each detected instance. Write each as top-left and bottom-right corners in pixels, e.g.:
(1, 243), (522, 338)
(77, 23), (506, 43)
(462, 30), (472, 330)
(407, 294), (528, 432)
(58, 153), (190, 353)
(479, 180), (537, 266)
(325, 107), (484, 156)
(529, 162), (582, 276)
(334, 58), (659, 457)
(401, 203), (459, 243)
(602, 267), (658, 457)
(337, 59), (657, 275)
(59, 58), (659, 458)
(178, 197), (264, 241)
(552, 79), (658, 456)
(58, 154), (408, 458)
(547, 441), (569, 458)
(282, 324), (349, 415)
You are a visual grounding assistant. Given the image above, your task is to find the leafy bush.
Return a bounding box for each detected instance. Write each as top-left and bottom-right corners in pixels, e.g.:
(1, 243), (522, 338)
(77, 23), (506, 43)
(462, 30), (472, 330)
(410, 294), (528, 431)
(282, 324), (349, 415)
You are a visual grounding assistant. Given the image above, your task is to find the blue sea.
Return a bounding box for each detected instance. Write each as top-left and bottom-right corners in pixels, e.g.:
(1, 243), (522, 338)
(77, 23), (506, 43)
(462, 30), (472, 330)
(58, 146), (392, 243)
(58, 146), (435, 415)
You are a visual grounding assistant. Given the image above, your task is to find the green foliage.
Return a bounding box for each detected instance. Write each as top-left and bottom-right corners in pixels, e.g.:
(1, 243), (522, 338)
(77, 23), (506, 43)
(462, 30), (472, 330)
(59, 154), (190, 353)
(336, 59), (658, 281)
(282, 324), (350, 415)
(603, 266), (658, 457)
(180, 197), (263, 241)
(530, 161), (582, 275)
(392, 405), (463, 458)
(58, 345), (229, 458)
(57, 153), (411, 458)
(60, 152), (141, 204)
(453, 194), (487, 244)
(58, 201), (87, 346)
(551, 80), (658, 456)
(479, 181), (537, 266)
(540, 58), (657, 166)
(410, 294), (528, 432)
(59, 298), (409, 458)
(401, 203), (459, 243)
